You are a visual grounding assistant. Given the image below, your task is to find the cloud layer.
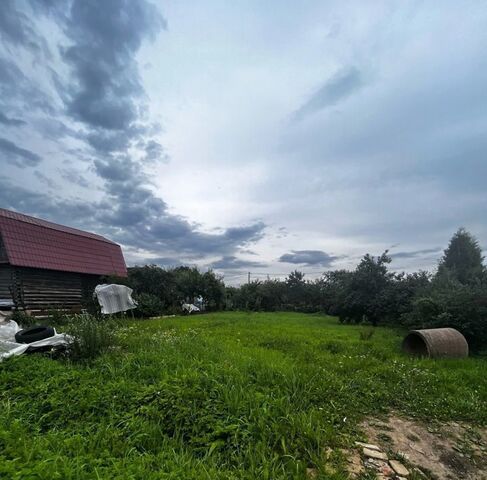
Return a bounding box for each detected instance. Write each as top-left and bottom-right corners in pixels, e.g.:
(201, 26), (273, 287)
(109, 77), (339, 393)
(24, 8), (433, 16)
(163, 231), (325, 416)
(0, 0), (266, 269)
(1, 1), (486, 281)
(279, 250), (338, 267)
(293, 67), (365, 121)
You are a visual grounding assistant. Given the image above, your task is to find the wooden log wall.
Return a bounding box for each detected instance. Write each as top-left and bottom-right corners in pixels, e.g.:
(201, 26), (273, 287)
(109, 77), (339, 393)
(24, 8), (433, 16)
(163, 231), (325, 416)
(0, 234), (8, 263)
(15, 267), (100, 313)
(0, 265), (14, 302)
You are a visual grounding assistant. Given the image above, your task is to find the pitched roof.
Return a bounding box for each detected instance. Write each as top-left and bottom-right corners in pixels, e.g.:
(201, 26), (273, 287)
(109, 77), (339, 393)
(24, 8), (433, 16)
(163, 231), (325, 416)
(0, 208), (127, 277)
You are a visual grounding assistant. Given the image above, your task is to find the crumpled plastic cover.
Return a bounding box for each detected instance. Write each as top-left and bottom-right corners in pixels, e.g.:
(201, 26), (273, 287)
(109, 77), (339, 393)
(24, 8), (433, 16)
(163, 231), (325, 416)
(94, 284), (137, 315)
(182, 303), (200, 313)
(0, 320), (73, 360)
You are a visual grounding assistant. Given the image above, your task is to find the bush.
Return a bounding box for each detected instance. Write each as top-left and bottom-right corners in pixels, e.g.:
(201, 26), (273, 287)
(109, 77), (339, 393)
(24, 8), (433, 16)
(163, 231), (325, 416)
(125, 265), (225, 313)
(7, 310), (36, 327)
(135, 293), (165, 318)
(402, 283), (487, 353)
(66, 314), (116, 361)
(46, 309), (70, 326)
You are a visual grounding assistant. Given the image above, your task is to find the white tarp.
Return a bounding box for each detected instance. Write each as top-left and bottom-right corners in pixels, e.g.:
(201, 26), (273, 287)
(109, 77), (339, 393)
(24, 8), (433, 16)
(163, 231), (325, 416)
(0, 320), (72, 360)
(182, 303), (200, 314)
(94, 284), (137, 315)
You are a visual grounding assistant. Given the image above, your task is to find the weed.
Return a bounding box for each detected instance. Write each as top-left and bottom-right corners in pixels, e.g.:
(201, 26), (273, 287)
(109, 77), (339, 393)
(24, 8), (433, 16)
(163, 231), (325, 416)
(7, 309), (35, 327)
(46, 308), (70, 326)
(359, 328), (375, 341)
(65, 314), (116, 361)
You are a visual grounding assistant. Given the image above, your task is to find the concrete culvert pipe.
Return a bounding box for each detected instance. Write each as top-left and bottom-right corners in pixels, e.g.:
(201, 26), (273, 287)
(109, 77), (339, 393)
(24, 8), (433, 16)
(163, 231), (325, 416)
(402, 328), (469, 358)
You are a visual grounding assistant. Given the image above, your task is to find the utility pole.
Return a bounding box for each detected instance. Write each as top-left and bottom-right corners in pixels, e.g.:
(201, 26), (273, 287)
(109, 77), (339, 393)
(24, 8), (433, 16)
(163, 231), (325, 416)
(248, 272), (251, 284)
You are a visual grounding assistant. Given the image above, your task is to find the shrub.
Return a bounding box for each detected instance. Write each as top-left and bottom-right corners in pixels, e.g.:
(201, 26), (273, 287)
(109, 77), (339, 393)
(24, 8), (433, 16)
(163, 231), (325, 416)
(7, 310), (36, 327)
(135, 293), (165, 317)
(403, 283), (487, 352)
(66, 314), (116, 361)
(46, 309), (69, 326)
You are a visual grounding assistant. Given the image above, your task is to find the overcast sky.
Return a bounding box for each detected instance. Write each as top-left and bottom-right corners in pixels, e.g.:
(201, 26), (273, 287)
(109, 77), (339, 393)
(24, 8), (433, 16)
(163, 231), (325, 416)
(1, 0), (486, 284)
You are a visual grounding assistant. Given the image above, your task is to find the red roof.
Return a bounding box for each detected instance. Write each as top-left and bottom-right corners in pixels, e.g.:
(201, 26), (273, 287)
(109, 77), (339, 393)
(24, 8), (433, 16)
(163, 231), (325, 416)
(0, 208), (127, 277)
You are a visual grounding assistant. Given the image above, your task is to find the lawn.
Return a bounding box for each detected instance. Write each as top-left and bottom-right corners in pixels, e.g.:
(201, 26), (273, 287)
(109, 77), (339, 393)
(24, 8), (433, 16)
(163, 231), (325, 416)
(0, 312), (485, 479)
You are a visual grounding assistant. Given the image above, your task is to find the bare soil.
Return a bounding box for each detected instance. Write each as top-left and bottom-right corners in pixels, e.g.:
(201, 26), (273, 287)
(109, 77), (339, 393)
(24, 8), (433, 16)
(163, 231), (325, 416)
(358, 412), (487, 480)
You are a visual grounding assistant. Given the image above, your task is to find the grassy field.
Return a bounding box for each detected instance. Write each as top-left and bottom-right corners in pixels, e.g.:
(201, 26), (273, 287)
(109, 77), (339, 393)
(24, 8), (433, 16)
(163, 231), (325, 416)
(0, 312), (485, 479)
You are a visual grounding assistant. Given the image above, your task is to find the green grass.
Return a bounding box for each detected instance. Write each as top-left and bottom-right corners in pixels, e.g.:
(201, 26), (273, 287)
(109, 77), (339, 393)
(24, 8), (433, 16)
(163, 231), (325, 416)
(0, 312), (485, 479)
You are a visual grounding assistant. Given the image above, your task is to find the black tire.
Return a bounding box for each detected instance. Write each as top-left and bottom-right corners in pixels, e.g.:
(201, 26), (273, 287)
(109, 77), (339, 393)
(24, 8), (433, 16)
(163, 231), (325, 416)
(15, 325), (55, 344)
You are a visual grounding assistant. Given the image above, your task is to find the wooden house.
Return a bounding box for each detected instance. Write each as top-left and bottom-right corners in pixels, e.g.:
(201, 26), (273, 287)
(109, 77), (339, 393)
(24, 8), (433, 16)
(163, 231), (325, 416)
(0, 208), (127, 314)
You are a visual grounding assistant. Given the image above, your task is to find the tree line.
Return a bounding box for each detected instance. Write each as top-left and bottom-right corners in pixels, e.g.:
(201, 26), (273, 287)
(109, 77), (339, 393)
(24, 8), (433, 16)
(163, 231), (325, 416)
(109, 228), (486, 352)
(228, 228), (487, 351)
(102, 265), (225, 316)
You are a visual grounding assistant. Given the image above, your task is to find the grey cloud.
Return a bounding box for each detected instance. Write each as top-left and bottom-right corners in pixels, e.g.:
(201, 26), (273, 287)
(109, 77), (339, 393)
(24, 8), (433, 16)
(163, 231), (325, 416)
(279, 250), (338, 267)
(224, 224), (265, 243)
(29, 0), (69, 12)
(35, 170), (57, 189)
(0, 0), (48, 53)
(61, 0), (165, 132)
(115, 210), (266, 257)
(293, 67), (365, 121)
(0, 0), (267, 264)
(240, 249), (258, 255)
(0, 171), (266, 260)
(86, 131), (131, 153)
(421, 137), (487, 193)
(390, 248), (441, 260)
(140, 257), (183, 268)
(0, 178), (97, 227)
(142, 140), (169, 163)
(34, 118), (82, 141)
(210, 255), (267, 270)
(60, 168), (90, 188)
(0, 57), (55, 114)
(0, 112), (26, 126)
(0, 137), (42, 167)
(93, 156), (146, 183)
(54, 150), (266, 258)
(0, 58), (20, 93)
(90, 151), (267, 256)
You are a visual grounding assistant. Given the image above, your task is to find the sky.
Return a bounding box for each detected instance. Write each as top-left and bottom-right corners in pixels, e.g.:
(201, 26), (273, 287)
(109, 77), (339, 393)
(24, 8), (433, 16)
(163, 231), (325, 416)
(1, 0), (486, 285)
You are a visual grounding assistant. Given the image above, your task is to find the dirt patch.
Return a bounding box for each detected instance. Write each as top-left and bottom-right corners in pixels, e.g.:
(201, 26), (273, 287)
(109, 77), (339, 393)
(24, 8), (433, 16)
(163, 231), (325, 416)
(359, 413), (487, 480)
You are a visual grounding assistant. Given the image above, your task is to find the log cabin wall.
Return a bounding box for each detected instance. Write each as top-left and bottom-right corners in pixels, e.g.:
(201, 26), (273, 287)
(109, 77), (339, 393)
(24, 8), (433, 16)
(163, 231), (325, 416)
(0, 234), (8, 263)
(15, 267), (100, 313)
(0, 265), (15, 303)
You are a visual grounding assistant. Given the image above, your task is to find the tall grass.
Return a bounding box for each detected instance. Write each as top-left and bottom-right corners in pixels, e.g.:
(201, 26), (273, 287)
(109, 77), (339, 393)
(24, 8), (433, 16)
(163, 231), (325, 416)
(66, 314), (117, 361)
(0, 312), (484, 479)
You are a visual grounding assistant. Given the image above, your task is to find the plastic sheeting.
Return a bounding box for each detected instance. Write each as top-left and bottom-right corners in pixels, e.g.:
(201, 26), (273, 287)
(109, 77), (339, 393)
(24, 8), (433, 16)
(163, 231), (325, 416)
(182, 303), (200, 314)
(0, 320), (72, 360)
(94, 284), (137, 315)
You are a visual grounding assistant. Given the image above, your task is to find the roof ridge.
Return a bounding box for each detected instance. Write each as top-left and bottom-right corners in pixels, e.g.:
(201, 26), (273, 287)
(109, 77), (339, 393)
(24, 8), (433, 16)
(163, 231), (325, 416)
(0, 208), (116, 245)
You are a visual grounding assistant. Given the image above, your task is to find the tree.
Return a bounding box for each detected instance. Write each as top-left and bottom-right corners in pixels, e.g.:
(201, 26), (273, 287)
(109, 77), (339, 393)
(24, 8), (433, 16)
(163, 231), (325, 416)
(437, 228), (485, 285)
(285, 270), (306, 288)
(342, 251), (394, 325)
(200, 270), (225, 310)
(405, 229), (487, 352)
(383, 271), (430, 323)
(321, 270), (353, 317)
(285, 271), (306, 309)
